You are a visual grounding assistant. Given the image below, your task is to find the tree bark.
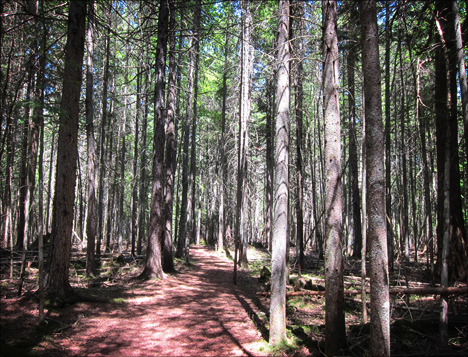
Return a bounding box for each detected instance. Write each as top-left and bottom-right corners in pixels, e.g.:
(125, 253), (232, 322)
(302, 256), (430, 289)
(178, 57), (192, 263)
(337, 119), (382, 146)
(130, 10), (142, 257)
(176, 2), (199, 259)
(37, 0), (47, 320)
(348, 44), (362, 259)
(235, 0), (253, 277)
(322, 1), (346, 354)
(97, 3), (112, 256)
(189, 0), (201, 250)
(218, 30), (229, 252)
(85, 0), (97, 277)
(46, 0), (87, 298)
(435, 0), (468, 283)
(16, 64), (34, 250)
(265, 79), (274, 252)
(360, 0), (391, 355)
(398, 36), (409, 263)
(138, 49), (151, 256)
(293, 0), (305, 274)
(415, 59), (434, 275)
(449, 1), (468, 161)
(384, 1), (393, 272)
(269, 0), (289, 347)
(139, 0), (170, 280)
(162, 0), (177, 273)
(118, 39), (129, 254)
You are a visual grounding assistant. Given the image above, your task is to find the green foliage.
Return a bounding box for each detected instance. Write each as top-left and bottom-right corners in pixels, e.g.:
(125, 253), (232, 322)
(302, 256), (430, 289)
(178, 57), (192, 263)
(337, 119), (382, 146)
(110, 297), (127, 304)
(267, 336), (299, 356)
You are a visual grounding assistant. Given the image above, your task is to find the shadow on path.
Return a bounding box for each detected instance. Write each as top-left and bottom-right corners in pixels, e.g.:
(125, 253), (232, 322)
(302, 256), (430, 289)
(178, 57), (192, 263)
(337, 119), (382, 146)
(46, 246), (267, 356)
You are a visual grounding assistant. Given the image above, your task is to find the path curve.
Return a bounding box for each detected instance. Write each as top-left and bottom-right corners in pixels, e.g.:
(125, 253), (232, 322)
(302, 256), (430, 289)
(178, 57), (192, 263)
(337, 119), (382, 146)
(53, 246), (267, 356)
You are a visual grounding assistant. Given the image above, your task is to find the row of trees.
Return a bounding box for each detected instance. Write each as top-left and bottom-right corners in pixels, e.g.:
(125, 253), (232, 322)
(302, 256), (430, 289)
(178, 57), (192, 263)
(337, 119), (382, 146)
(1, 0), (467, 354)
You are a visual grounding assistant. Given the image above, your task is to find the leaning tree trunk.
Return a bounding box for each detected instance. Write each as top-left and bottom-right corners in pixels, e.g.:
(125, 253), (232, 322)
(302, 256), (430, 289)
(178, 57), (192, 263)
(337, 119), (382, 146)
(45, 0), (87, 299)
(360, 0), (391, 355)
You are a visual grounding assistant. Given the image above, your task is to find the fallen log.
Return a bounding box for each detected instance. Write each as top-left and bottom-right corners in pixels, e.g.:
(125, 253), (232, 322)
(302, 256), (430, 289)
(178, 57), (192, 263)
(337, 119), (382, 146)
(257, 286), (468, 297)
(388, 286), (468, 296)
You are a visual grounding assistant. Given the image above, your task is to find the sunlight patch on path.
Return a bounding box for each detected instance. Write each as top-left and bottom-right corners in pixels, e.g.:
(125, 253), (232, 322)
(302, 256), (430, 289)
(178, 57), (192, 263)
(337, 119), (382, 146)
(52, 246), (267, 356)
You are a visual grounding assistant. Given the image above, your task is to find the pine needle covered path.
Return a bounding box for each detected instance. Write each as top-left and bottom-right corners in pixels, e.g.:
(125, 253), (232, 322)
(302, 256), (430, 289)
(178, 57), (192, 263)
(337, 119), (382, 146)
(47, 246), (267, 356)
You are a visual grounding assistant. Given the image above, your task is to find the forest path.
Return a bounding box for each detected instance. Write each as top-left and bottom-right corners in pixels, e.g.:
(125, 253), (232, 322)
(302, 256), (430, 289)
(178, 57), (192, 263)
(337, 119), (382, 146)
(52, 246), (268, 356)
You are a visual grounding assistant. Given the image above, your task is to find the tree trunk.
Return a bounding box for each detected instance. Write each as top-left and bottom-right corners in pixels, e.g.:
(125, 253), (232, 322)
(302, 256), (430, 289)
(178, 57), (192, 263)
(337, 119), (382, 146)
(361, 92), (368, 324)
(17, 65), (34, 250)
(189, 0), (201, 249)
(398, 37), (409, 263)
(265, 79), (274, 252)
(235, 0), (253, 277)
(269, 0), (289, 346)
(360, 0), (391, 355)
(384, 1), (394, 272)
(176, 3), (199, 259)
(322, 1), (346, 354)
(45, 127), (55, 233)
(415, 59), (434, 275)
(97, 3), (112, 256)
(36, 0), (47, 320)
(162, 0), (177, 273)
(218, 31), (229, 252)
(118, 41), (129, 254)
(348, 44), (362, 259)
(130, 11), (142, 256)
(435, 0), (468, 283)
(445, 3), (468, 283)
(449, 1), (468, 161)
(105, 75), (116, 252)
(138, 51), (150, 256)
(85, 0), (97, 277)
(45, 0), (87, 298)
(293, 0), (305, 274)
(139, 0), (170, 280)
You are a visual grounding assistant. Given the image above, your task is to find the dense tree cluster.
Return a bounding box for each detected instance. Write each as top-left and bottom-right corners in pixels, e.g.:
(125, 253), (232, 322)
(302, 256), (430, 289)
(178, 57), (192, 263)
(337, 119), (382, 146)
(1, 0), (467, 354)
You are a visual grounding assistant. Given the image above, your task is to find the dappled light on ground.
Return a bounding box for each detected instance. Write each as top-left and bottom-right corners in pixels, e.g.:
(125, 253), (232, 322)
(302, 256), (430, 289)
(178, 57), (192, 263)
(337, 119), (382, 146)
(43, 246), (267, 356)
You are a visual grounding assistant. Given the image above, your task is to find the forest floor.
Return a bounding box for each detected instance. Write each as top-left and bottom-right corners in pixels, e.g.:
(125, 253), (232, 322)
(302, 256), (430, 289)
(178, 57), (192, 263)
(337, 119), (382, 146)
(1, 246), (274, 356)
(1, 244), (467, 356)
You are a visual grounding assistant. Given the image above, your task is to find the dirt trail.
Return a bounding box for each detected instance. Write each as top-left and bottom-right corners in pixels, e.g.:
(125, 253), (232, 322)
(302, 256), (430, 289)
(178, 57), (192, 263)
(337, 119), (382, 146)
(50, 246), (267, 356)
